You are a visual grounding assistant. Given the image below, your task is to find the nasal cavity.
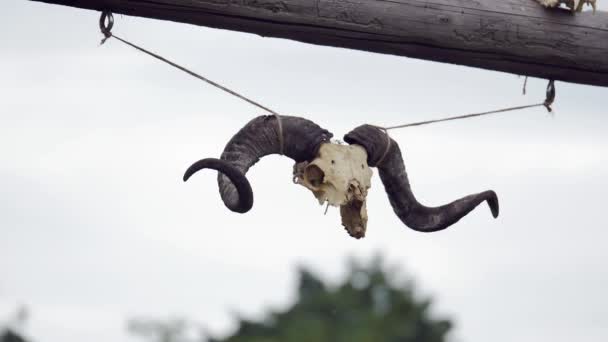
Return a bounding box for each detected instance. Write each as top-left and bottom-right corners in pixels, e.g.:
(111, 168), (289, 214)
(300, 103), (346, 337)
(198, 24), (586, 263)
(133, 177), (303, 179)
(304, 164), (325, 188)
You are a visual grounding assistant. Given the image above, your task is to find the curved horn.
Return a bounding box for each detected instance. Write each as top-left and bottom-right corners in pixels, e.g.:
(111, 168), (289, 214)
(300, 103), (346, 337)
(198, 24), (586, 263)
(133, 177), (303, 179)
(184, 115), (332, 213)
(344, 125), (498, 232)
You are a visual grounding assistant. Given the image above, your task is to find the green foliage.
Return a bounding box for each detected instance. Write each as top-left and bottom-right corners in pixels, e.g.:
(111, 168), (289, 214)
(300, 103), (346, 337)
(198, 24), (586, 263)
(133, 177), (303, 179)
(211, 258), (452, 342)
(0, 329), (28, 342)
(1, 307), (30, 342)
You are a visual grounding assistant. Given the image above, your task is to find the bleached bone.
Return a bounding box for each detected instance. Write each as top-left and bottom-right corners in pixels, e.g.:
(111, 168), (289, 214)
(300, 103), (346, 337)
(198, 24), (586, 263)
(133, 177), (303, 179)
(293, 143), (373, 238)
(537, 0), (596, 12)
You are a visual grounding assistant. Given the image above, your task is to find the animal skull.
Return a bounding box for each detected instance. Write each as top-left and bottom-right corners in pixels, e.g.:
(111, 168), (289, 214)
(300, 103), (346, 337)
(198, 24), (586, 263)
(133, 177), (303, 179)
(293, 142), (373, 239)
(184, 115), (499, 239)
(537, 0), (596, 12)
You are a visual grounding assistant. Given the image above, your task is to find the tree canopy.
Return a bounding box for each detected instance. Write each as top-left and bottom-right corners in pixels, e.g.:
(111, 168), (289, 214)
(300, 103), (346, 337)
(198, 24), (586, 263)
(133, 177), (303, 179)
(208, 258), (452, 342)
(0, 329), (28, 342)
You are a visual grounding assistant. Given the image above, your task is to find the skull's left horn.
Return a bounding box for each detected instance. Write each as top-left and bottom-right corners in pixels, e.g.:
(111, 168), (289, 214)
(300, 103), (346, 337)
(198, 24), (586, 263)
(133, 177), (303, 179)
(344, 125), (499, 232)
(184, 115), (332, 213)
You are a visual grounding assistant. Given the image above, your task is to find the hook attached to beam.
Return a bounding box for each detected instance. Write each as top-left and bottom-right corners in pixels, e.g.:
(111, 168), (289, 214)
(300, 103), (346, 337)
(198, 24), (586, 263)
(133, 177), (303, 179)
(544, 80), (556, 112)
(99, 10), (114, 45)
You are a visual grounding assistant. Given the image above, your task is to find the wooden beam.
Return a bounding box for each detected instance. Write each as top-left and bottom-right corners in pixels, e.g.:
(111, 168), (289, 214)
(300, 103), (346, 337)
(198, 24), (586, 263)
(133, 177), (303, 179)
(30, 0), (608, 87)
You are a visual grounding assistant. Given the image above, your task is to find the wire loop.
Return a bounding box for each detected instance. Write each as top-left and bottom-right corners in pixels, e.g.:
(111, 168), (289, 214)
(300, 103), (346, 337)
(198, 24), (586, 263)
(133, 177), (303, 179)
(274, 114), (284, 155)
(99, 11), (114, 44)
(376, 127), (392, 167)
(544, 80), (556, 112)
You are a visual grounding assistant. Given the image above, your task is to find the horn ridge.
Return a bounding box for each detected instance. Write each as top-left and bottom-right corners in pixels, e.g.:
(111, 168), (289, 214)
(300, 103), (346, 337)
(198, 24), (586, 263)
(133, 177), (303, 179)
(185, 115), (332, 213)
(344, 124), (499, 232)
(183, 158), (253, 213)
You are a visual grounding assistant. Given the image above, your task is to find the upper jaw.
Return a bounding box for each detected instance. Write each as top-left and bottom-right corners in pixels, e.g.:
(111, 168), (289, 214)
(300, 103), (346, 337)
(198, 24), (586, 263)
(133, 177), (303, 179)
(340, 188), (368, 239)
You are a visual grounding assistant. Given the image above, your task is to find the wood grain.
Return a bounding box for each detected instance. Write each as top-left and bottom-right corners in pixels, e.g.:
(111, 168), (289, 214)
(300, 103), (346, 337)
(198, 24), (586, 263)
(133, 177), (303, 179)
(30, 0), (608, 86)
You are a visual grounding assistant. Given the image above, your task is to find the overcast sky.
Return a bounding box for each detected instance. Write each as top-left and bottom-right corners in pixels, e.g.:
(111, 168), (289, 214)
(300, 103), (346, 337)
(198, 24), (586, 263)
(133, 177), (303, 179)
(2, 1), (608, 341)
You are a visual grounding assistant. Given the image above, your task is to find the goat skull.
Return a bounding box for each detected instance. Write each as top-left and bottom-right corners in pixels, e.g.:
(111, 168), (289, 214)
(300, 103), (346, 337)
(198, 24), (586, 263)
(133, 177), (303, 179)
(183, 115), (499, 240)
(293, 143), (373, 239)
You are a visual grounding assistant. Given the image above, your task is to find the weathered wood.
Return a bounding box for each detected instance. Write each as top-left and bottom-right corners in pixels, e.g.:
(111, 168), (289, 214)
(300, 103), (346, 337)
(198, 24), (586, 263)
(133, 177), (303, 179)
(31, 0), (608, 87)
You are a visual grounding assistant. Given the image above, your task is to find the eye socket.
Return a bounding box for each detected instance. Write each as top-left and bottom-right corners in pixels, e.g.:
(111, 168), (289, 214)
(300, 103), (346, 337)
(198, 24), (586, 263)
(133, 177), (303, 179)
(331, 160), (335, 164)
(304, 164), (325, 188)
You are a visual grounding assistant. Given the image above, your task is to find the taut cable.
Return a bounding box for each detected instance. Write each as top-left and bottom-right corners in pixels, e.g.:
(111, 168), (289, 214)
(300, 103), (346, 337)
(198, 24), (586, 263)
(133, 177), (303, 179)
(99, 11), (286, 155)
(378, 80), (555, 131)
(373, 80), (556, 166)
(98, 10), (556, 145)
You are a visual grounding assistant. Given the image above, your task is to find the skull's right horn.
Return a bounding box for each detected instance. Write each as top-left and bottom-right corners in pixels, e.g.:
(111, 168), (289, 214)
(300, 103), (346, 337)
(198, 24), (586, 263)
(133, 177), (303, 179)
(184, 115), (332, 213)
(344, 125), (499, 232)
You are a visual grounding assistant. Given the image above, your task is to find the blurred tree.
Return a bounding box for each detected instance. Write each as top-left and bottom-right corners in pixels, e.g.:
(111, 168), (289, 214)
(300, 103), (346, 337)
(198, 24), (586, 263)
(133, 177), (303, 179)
(0, 329), (28, 342)
(209, 257), (452, 342)
(128, 256), (453, 342)
(1, 306), (30, 342)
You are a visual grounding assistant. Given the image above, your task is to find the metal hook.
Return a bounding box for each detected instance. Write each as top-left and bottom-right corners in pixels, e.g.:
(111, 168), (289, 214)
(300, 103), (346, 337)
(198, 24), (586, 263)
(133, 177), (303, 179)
(99, 11), (114, 45)
(543, 80), (555, 112)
